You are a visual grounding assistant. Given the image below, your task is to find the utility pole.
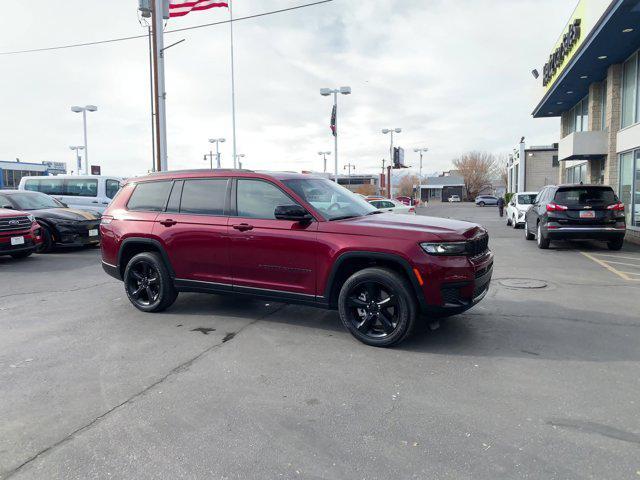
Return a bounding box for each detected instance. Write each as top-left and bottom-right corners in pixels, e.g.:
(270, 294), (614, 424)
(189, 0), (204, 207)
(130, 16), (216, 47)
(204, 152), (216, 169)
(318, 151), (331, 173)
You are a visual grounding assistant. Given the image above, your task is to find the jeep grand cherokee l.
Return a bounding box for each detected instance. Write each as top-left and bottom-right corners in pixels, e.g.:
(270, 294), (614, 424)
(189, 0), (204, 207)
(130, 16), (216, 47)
(100, 170), (493, 347)
(0, 207), (41, 259)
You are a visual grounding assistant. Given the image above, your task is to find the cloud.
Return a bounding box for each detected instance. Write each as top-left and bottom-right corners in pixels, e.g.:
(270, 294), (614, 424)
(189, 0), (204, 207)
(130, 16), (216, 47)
(0, 0), (574, 177)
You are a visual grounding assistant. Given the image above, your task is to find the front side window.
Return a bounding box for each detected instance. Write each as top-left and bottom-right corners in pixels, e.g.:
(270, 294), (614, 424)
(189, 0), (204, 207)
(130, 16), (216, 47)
(64, 178), (98, 197)
(283, 177), (376, 220)
(106, 179), (121, 199)
(237, 179), (295, 219)
(127, 181), (172, 211)
(180, 179), (228, 215)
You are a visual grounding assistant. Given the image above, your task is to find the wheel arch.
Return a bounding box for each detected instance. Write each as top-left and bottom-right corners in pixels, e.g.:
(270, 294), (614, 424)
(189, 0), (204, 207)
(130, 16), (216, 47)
(118, 237), (175, 279)
(324, 251), (426, 311)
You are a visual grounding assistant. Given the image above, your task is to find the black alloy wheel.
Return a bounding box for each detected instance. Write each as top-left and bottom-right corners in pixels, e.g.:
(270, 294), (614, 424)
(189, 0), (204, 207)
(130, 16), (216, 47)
(124, 252), (177, 312)
(338, 267), (416, 347)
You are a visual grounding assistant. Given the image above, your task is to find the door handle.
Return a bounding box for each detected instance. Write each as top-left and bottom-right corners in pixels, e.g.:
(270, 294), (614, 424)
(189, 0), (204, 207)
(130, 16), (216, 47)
(92, 200), (99, 203)
(160, 219), (177, 227)
(232, 223), (254, 232)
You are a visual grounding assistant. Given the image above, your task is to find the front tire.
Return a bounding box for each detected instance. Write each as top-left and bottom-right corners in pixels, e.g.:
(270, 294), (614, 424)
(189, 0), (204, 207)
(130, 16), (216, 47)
(37, 225), (54, 253)
(607, 238), (624, 251)
(124, 252), (177, 312)
(506, 216), (512, 226)
(478, 202), (485, 207)
(512, 215), (519, 229)
(338, 267), (417, 347)
(525, 220), (535, 240)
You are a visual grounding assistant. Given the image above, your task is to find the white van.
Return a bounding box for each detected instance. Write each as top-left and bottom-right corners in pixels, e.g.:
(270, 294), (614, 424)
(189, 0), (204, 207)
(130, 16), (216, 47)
(18, 175), (123, 213)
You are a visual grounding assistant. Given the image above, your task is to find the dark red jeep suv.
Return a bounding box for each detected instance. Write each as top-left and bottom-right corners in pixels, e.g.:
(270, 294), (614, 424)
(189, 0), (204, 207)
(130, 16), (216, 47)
(101, 170), (493, 347)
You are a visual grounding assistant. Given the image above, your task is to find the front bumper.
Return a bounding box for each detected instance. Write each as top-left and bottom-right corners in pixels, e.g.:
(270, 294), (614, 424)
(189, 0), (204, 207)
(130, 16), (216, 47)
(54, 222), (101, 246)
(0, 228), (41, 256)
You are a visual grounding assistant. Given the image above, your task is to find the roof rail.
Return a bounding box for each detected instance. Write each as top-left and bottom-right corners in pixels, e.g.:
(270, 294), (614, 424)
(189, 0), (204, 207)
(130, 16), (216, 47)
(146, 168), (254, 176)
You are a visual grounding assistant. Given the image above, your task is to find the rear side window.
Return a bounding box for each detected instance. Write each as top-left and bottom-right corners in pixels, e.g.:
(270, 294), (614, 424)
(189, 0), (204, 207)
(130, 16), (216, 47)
(31, 178), (64, 195)
(65, 178), (98, 197)
(127, 181), (172, 211)
(180, 179), (228, 215)
(555, 187), (616, 205)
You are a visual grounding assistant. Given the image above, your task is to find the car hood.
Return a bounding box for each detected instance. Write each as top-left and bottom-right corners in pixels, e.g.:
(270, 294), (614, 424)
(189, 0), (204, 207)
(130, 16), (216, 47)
(0, 207), (29, 217)
(31, 208), (101, 221)
(319, 213), (485, 241)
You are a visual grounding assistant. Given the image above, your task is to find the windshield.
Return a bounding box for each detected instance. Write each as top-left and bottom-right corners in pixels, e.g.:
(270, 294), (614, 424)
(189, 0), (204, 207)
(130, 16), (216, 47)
(9, 192), (64, 210)
(517, 194), (536, 205)
(283, 177), (377, 220)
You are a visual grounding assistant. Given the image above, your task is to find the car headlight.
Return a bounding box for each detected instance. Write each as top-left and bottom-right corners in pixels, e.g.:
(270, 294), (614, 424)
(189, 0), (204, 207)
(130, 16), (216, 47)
(518, 211), (524, 218)
(420, 242), (467, 256)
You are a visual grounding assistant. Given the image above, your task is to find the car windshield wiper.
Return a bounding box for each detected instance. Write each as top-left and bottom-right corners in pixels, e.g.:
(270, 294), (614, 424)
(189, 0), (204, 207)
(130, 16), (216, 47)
(329, 214), (362, 221)
(366, 210), (383, 215)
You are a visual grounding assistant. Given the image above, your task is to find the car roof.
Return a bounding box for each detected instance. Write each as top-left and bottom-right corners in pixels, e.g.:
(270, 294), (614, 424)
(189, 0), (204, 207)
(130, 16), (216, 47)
(128, 169), (322, 184)
(0, 189), (42, 195)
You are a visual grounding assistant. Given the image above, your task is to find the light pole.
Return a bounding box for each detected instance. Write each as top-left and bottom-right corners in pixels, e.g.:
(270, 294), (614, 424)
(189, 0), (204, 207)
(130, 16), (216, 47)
(414, 147), (429, 200)
(235, 153), (245, 169)
(382, 128), (402, 198)
(320, 86), (351, 182)
(208, 138), (226, 168)
(71, 105), (97, 175)
(69, 146), (85, 175)
(318, 151), (331, 173)
(344, 163), (356, 188)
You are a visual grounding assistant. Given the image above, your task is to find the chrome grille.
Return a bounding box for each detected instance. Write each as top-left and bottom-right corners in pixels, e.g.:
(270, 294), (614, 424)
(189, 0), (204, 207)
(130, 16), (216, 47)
(0, 216), (31, 232)
(466, 233), (489, 257)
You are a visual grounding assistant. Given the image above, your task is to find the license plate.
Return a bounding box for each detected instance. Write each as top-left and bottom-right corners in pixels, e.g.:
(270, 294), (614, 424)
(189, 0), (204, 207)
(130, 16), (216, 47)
(11, 236), (25, 246)
(89, 229), (99, 237)
(580, 210), (596, 219)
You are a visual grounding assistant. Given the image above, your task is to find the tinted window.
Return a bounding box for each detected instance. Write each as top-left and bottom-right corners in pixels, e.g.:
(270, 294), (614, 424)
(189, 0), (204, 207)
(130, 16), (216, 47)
(554, 187), (616, 205)
(24, 179), (40, 192)
(517, 194), (536, 205)
(237, 180), (294, 219)
(369, 201), (382, 208)
(106, 179), (121, 199)
(166, 181), (183, 213)
(180, 179), (228, 215)
(64, 179), (98, 197)
(32, 178), (64, 195)
(127, 181), (172, 211)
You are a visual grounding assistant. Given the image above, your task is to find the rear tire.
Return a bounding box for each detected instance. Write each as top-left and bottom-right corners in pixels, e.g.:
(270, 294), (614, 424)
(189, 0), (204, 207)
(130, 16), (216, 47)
(124, 252), (177, 313)
(478, 202), (485, 207)
(537, 223), (550, 249)
(607, 238), (624, 251)
(11, 251), (32, 259)
(524, 221), (535, 240)
(338, 267), (417, 347)
(37, 225), (54, 253)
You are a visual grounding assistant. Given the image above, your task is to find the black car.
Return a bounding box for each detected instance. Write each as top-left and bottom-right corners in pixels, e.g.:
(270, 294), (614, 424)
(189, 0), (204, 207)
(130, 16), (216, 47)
(524, 184), (626, 250)
(0, 190), (101, 253)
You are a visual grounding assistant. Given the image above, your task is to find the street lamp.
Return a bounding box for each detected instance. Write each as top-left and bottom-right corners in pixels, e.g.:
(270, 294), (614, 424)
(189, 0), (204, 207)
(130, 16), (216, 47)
(320, 86), (351, 182)
(69, 146), (85, 175)
(382, 128), (401, 198)
(208, 138), (226, 168)
(235, 153), (245, 169)
(70, 105), (97, 175)
(413, 147), (429, 182)
(344, 163), (356, 187)
(318, 151), (331, 173)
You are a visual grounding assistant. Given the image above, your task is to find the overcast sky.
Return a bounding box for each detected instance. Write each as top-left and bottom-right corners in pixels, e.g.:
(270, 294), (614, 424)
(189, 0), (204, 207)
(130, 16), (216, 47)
(0, 0), (575, 177)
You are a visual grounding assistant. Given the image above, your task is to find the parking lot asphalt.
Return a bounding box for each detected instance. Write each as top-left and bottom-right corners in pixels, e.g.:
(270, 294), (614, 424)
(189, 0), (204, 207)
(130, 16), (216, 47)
(1, 203), (639, 480)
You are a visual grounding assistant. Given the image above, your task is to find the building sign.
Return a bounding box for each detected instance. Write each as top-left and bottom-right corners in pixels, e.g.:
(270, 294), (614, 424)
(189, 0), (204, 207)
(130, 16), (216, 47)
(91, 165), (101, 175)
(393, 147), (405, 168)
(543, 19), (581, 87)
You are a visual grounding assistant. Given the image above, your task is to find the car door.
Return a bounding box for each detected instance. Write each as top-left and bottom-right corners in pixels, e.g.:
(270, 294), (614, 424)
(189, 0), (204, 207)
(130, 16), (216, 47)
(228, 178), (318, 297)
(154, 178), (232, 285)
(527, 187), (548, 227)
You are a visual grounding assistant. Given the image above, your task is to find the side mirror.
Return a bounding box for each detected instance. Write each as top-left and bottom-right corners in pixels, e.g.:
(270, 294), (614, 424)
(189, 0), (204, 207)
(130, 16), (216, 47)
(274, 204), (312, 222)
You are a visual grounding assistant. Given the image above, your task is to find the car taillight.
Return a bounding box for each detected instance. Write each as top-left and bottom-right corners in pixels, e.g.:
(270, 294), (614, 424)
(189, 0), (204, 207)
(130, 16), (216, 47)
(606, 202), (624, 211)
(546, 202), (568, 212)
(409, 207), (415, 213)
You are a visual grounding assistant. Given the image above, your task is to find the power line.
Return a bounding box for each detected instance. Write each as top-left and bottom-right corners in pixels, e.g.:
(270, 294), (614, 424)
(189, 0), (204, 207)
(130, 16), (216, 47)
(0, 0), (333, 56)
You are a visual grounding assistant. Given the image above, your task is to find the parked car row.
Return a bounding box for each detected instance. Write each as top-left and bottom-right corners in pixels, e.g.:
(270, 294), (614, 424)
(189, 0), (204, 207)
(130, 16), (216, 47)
(503, 184), (626, 251)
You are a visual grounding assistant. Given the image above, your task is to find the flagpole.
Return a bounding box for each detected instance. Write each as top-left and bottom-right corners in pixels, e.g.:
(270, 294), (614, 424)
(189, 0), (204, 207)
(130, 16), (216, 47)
(152, 0), (169, 171)
(147, 26), (156, 172)
(229, 0), (238, 168)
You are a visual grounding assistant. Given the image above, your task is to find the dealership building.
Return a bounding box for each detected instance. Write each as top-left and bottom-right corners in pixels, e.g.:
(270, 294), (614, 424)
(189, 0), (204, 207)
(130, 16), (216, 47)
(0, 160), (67, 189)
(533, 0), (640, 240)
(507, 140), (559, 193)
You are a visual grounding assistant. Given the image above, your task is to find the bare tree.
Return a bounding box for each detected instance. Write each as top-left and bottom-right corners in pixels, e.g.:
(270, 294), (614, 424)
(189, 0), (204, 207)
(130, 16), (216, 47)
(452, 151), (497, 200)
(354, 184), (377, 196)
(397, 174), (420, 198)
(496, 153), (509, 189)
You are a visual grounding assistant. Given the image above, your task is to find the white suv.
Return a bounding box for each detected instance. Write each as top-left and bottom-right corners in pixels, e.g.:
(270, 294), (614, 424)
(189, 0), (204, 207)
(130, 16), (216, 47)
(506, 191), (537, 228)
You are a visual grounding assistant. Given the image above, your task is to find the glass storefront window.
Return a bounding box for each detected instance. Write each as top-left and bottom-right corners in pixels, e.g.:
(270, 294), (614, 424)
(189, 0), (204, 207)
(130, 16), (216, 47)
(619, 152), (634, 226)
(635, 151), (640, 227)
(601, 79), (607, 131)
(622, 53), (638, 128)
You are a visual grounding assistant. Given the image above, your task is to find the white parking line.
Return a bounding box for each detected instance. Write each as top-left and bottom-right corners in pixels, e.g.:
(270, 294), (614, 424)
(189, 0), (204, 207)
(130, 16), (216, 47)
(620, 271), (640, 276)
(580, 252), (640, 282)
(591, 253), (640, 261)
(604, 260), (640, 268)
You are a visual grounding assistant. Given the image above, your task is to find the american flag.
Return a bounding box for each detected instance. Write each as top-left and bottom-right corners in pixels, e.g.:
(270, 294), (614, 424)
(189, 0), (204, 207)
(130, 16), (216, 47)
(169, 0), (229, 18)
